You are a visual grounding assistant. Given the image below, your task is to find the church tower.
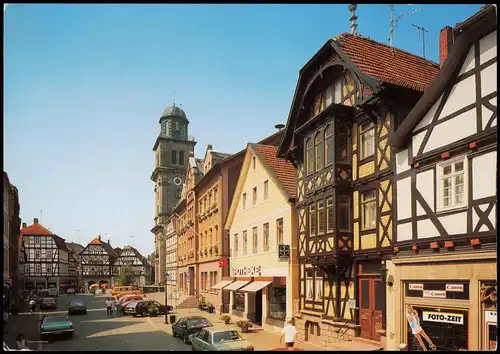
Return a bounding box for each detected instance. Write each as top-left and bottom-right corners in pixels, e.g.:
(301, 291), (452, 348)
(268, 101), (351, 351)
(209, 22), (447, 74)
(151, 104), (196, 224)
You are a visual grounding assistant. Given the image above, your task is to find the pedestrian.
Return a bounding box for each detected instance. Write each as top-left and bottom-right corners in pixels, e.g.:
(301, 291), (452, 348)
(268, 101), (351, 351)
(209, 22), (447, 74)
(105, 297), (113, 317)
(280, 317), (297, 348)
(29, 298), (36, 315)
(16, 334), (29, 350)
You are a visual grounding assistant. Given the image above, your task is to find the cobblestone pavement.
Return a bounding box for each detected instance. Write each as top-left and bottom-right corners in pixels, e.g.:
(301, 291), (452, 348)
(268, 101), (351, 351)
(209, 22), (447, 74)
(4, 294), (191, 351)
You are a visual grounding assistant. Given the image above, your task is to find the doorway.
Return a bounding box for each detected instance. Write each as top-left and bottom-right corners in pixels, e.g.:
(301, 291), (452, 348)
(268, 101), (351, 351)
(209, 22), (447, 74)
(359, 277), (386, 341)
(189, 267), (195, 295)
(255, 290), (263, 325)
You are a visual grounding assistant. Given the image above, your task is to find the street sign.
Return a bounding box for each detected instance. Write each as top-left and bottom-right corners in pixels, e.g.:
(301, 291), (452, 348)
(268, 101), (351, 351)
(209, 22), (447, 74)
(278, 245), (290, 259)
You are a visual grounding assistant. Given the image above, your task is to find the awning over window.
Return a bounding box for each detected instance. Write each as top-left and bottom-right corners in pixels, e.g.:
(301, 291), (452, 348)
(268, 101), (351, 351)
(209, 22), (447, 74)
(223, 280), (251, 291)
(239, 281), (273, 293)
(211, 280), (234, 290)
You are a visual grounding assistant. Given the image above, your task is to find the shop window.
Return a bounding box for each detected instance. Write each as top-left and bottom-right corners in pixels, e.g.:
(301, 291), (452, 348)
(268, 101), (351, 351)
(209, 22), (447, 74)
(235, 291), (245, 312)
(269, 286), (286, 321)
(405, 305), (468, 351)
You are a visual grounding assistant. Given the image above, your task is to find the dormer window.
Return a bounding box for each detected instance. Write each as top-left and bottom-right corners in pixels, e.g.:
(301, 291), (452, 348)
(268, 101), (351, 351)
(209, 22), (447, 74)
(310, 79), (342, 119)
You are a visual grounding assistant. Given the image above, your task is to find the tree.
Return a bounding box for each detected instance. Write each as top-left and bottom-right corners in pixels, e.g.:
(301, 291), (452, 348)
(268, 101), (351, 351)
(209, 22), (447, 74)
(118, 265), (136, 286)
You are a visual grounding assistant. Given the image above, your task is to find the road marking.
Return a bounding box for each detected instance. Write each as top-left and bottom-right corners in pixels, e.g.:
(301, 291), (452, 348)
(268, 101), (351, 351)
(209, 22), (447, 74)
(146, 317), (158, 331)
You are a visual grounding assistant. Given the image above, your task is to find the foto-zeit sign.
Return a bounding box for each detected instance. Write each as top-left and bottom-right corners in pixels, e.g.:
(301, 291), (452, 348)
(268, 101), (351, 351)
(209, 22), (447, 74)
(423, 311), (464, 325)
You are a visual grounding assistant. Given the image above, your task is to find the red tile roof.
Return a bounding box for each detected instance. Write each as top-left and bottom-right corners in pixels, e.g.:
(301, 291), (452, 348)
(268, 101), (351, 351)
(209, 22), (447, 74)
(20, 222), (53, 236)
(334, 33), (440, 92)
(90, 237), (102, 245)
(254, 144), (296, 198)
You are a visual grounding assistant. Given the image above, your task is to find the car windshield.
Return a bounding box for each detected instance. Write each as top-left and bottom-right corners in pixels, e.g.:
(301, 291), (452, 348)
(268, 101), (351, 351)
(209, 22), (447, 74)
(213, 330), (242, 343)
(188, 318), (212, 328)
(44, 316), (69, 324)
(70, 301), (84, 306)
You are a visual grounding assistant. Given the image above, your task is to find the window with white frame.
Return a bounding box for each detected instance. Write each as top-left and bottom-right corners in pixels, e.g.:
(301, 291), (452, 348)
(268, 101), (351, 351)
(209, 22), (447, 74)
(437, 156), (467, 211)
(252, 227), (258, 254)
(276, 218), (284, 245)
(360, 121), (375, 160)
(306, 270), (314, 300)
(252, 187), (257, 205)
(315, 270), (323, 300)
(35, 264), (41, 273)
(35, 249), (41, 259)
(361, 190), (377, 230)
(263, 223), (270, 252)
(263, 180), (269, 200)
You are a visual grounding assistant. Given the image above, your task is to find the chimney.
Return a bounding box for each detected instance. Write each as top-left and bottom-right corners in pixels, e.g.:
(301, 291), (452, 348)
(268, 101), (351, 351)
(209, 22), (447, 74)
(108, 239), (111, 246)
(22, 222), (27, 229)
(98, 235), (101, 241)
(348, 4), (358, 35)
(34, 218), (39, 224)
(207, 144), (213, 151)
(439, 26), (454, 67)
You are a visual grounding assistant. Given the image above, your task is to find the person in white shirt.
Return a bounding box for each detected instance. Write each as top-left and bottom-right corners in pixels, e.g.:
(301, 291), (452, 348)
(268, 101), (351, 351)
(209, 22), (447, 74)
(16, 334), (29, 350)
(280, 317), (297, 348)
(105, 298), (113, 317)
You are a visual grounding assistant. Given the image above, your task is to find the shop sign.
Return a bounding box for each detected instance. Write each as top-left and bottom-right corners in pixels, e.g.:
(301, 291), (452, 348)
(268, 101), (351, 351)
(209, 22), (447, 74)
(423, 290), (446, 298)
(232, 266), (262, 277)
(409, 283), (424, 291)
(485, 310), (497, 323)
(445, 284), (464, 292)
(423, 311), (464, 325)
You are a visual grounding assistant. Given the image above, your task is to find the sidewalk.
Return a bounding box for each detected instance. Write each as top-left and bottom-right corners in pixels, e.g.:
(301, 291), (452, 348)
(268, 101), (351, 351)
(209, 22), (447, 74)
(148, 304), (380, 351)
(3, 300), (43, 349)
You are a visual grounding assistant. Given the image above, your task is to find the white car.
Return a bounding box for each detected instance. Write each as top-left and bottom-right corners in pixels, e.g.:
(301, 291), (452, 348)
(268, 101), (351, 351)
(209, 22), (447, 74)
(66, 289), (75, 295)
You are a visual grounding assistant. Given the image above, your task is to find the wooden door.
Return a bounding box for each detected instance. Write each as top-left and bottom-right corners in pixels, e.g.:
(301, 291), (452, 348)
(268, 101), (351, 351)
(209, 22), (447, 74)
(359, 278), (386, 341)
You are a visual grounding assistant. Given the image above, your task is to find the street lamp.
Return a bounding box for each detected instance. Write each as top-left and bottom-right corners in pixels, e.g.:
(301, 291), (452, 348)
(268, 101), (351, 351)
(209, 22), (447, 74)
(164, 273), (171, 324)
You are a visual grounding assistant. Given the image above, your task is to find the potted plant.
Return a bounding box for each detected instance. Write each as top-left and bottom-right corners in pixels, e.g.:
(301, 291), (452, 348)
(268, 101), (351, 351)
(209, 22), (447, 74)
(236, 319), (253, 333)
(219, 314), (231, 324)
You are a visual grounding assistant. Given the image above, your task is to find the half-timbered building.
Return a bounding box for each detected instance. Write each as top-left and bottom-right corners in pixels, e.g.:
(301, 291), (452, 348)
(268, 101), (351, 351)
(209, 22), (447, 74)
(114, 246), (152, 286)
(277, 15), (439, 346)
(66, 242), (84, 291)
(21, 219), (70, 292)
(79, 235), (118, 288)
(387, 5), (497, 351)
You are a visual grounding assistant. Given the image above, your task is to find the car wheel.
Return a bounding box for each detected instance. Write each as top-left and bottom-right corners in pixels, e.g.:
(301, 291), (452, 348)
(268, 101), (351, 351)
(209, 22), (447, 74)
(172, 330), (177, 338)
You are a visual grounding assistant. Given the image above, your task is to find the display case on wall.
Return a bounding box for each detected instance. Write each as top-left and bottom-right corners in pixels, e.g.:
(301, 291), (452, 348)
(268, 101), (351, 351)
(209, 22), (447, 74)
(480, 281), (497, 351)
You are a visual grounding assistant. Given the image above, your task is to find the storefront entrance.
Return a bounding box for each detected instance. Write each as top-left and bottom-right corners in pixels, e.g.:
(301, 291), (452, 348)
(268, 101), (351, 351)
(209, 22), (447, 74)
(405, 305), (468, 351)
(255, 290), (263, 325)
(359, 277), (385, 341)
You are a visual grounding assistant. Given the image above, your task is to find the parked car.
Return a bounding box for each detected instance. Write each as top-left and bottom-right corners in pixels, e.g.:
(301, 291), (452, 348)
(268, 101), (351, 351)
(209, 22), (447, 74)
(190, 327), (254, 351)
(68, 300), (87, 315)
(119, 294), (143, 305)
(125, 300), (173, 317)
(66, 288), (75, 295)
(122, 300), (141, 315)
(47, 288), (58, 297)
(40, 315), (74, 340)
(40, 297), (57, 310)
(172, 316), (213, 344)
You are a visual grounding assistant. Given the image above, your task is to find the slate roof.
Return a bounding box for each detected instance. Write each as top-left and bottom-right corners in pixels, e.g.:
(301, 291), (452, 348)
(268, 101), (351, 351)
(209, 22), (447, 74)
(66, 242), (85, 254)
(253, 144), (297, 198)
(333, 33), (440, 92)
(212, 152), (231, 164)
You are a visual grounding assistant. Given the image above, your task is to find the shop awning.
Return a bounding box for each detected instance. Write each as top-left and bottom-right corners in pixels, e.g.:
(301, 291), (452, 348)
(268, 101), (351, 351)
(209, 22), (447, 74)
(239, 281), (273, 293)
(211, 280), (233, 290)
(223, 280), (251, 291)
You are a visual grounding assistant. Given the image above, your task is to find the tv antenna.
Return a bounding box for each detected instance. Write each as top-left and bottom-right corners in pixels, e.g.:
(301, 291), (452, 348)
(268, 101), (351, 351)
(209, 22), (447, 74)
(389, 4), (423, 49)
(412, 24), (429, 58)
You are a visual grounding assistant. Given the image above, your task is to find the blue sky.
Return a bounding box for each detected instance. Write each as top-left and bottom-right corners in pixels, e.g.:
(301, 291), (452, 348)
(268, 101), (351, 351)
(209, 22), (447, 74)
(4, 4), (483, 256)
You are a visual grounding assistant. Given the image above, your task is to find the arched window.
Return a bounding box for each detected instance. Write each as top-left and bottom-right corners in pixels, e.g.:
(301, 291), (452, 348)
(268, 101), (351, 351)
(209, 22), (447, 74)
(315, 132), (324, 171)
(214, 225), (219, 245)
(306, 138), (314, 175)
(209, 228), (213, 246)
(171, 150), (177, 165)
(325, 124), (334, 166)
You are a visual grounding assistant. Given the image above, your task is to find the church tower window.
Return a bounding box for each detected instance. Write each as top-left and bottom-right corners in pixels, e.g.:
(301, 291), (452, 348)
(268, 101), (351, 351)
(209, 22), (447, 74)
(171, 150), (178, 165)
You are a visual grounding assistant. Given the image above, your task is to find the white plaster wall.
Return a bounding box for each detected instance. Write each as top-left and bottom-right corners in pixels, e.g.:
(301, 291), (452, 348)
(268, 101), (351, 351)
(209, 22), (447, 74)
(489, 204), (496, 229)
(397, 177), (412, 220)
(396, 222), (413, 242)
(482, 105), (494, 130)
(411, 131), (426, 154)
(439, 76), (476, 119)
(459, 45), (475, 75)
(396, 149), (410, 174)
(438, 211), (467, 235)
(479, 30), (497, 64)
(414, 95), (443, 131)
(416, 169), (435, 216)
(480, 62), (497, 97)
(417, 219), (440, 239)
(424, 108), (476, 153)
(472, 151), (497, 200)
